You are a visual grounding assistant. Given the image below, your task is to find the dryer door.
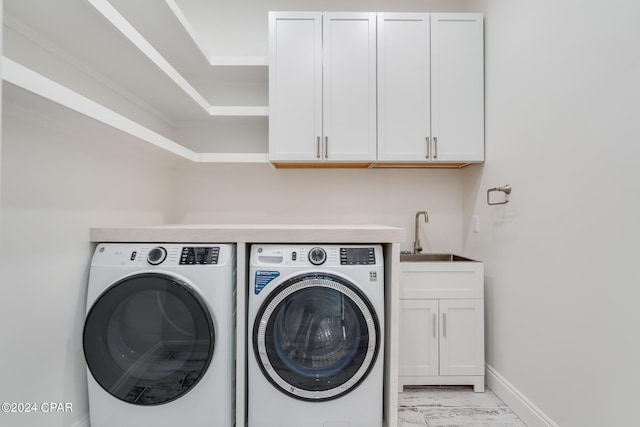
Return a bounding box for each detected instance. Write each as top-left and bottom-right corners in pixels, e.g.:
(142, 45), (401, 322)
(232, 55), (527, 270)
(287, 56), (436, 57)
(83, 273), (214, 405)
(253, 273), (380, 401)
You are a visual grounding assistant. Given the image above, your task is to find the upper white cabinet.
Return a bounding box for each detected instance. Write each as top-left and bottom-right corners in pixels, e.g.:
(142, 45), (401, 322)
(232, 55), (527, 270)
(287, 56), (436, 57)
(431, 14), (484, 163)
(269, 12), (377, 165)
(377, 13), (431, 162)
(377, 13), (484, 164)
(268, 12), (322, 162)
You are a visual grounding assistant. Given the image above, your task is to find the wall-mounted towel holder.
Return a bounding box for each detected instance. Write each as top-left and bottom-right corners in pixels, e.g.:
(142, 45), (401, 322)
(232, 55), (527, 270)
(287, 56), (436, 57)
(487, 185), (512, 205)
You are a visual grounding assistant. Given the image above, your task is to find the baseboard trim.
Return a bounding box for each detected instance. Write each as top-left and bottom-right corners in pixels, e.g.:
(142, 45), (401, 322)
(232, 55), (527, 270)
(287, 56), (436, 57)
(486, 364), (559, 427)
(69, 413), (90, 427)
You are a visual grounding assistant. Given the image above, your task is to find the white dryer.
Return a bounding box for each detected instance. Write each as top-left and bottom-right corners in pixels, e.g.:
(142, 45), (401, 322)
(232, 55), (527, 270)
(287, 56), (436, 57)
(83, 243), (235, 427)
(248, 244), (384, 427)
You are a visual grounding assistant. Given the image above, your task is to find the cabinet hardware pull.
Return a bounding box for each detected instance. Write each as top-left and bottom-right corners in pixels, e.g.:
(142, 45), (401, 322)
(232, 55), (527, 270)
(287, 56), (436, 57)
(325, 136), (329, 158)
(434, 136), (438, 159)
(442, 313), (446, 338)
(426, 137), (430, 159)
(316, 136), (321, 159)
(433, 313), (437, 338)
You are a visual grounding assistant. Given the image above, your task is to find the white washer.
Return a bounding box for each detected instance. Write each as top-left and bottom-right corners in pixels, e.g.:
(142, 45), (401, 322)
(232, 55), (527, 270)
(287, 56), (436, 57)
(248, 244), (384, 427)
(83, 243), (235, 427)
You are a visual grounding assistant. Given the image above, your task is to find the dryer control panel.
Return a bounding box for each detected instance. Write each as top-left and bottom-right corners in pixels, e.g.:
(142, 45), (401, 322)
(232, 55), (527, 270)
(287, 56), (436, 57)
(92, 244), (230, 267)
(180, 246), (220, 265)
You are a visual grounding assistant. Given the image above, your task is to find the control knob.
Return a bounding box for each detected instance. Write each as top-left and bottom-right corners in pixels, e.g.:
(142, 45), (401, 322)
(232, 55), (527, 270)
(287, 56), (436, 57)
(147, 247), (167, 265)
(308, 247), (327, 265)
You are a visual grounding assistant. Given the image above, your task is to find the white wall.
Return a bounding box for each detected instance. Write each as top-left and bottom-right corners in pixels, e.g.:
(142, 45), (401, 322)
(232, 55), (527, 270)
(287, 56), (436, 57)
(178, 0), (465, 56)
(168, 163), (466, 254)
(0, 97), (171, 427)
(1, 0), (3, 218)
(462, 1), (640, 425)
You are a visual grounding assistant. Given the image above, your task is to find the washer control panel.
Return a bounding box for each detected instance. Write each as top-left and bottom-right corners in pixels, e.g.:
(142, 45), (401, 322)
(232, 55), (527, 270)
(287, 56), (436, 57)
(252, 245), (380, 267)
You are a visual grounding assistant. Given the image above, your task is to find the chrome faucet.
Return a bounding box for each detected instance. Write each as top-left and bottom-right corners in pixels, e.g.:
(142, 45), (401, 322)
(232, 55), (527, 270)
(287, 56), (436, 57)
(414, 211), (429, 254)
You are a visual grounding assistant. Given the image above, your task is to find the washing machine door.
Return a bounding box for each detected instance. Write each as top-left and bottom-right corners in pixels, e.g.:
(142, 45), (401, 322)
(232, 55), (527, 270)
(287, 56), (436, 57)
(253, 273), (380, 401)
(83, 273), (214, 405)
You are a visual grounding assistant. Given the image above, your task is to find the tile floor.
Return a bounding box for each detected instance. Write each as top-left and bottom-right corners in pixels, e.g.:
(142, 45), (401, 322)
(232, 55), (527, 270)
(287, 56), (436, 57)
(398, 386), (527, 427)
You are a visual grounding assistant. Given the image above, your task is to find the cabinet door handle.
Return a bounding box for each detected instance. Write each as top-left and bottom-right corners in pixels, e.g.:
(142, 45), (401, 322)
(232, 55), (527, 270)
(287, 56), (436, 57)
(434, 136), (438, 159)
(325, 136), (329, 158)
(316, 136), (321, 159)
(442, 312), (446, 338)
(426, 137), (430, 159)
(433, 313), (437, 338)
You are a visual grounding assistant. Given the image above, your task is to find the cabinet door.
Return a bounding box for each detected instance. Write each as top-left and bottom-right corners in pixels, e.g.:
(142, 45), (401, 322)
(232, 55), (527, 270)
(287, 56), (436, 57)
(323, 13), (377, 161)
(430, 14), (484, 162)
(439, 299), (485, 376)
(399, 299), (439, 377)
(377, 13), (431, 161)
(269, 12), (323, 161)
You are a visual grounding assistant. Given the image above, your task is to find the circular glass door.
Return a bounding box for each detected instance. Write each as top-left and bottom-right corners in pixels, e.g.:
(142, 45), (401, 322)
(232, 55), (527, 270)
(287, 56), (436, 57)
(253, 273), (380, 401)
(83, 273), (214, 405)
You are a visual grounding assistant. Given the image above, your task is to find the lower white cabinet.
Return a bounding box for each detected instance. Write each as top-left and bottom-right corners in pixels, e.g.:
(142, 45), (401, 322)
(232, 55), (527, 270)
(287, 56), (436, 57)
(399, 261), (485, 392)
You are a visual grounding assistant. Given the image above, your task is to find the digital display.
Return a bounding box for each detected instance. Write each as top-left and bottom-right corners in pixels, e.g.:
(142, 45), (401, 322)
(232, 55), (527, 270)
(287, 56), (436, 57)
(340, 247), (375, 265)
(180, 247), (220, 265)
(195, 248), (211, 264)
(348, 248), (370, 263)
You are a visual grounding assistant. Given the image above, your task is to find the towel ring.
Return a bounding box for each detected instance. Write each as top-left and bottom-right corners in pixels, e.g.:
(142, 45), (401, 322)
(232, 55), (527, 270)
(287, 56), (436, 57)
(487, 185), (512, 205)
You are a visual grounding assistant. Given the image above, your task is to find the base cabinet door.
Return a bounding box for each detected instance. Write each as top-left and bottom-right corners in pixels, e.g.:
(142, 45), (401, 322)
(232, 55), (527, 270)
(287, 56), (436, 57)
(399, 299), (438, 377)
(439, 299), (485, 376)
(400, 299), (484, 378)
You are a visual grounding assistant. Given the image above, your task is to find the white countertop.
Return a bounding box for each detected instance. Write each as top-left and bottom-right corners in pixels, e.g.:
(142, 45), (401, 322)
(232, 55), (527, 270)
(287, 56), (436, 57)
(89, 224), (406, 243)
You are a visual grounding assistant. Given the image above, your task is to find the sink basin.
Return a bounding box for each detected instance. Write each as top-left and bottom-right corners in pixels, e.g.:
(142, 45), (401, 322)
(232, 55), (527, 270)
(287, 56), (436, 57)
(400, 253), (475, 262)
